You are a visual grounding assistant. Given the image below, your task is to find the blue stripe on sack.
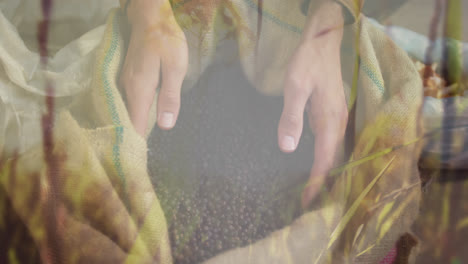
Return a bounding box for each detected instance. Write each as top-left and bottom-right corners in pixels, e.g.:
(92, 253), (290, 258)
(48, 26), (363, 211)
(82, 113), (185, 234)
(242, 1), (386, 93)
(102, 12), (126, 188)
(361, 61), (385, 94)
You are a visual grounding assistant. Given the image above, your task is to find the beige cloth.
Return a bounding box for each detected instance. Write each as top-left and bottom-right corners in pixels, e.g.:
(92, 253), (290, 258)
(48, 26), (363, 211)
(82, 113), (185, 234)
(203, 13), (423, 263)
(0, 1), (422, 263)
(0, 8), (171, 263)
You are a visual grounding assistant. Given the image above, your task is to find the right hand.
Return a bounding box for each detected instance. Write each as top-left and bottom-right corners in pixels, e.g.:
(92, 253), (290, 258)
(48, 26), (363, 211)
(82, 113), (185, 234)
(120, 0), (188, 135)
(276, 1), (348, 208)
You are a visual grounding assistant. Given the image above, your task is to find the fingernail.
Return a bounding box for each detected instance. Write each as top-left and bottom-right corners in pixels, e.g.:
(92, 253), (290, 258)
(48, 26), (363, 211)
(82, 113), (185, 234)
(281, 136), (296, 152)
(159, 112), (174, 128)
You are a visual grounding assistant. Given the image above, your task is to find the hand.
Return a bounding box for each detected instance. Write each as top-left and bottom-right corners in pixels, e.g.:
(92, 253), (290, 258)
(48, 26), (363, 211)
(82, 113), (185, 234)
(277, 1), (348, 208)
(120, 0), (188, 135)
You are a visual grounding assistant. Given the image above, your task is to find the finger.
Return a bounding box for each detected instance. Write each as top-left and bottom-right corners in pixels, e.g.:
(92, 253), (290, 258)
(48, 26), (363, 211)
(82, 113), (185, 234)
(302, 112), (345, 208)
(121, 34), (161, 136)
(301, 168), (327, 209)
(301, 135), (335, 208)
(125, 72), (160, 136)
(157, 43), (188, 130)
(278, 75), (310, 153)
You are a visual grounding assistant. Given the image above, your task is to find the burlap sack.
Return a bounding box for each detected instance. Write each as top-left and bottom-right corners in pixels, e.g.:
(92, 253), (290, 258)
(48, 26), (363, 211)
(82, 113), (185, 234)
(201, 10), (423, 263)
(0, 1), (423, 263)
(0, 9), (171, 263)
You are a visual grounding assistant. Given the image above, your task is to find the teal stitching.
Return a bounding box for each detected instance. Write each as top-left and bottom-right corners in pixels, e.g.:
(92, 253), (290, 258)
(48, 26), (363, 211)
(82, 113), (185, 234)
(102, 12), (126, 188)
(361, 61), (385, 94)
(239, 1), (385, 93)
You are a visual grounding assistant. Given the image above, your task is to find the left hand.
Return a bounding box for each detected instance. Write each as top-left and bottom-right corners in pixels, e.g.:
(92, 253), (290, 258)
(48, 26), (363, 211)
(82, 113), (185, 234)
(120, 0), (188, 136)
(277, 1), (348, 208)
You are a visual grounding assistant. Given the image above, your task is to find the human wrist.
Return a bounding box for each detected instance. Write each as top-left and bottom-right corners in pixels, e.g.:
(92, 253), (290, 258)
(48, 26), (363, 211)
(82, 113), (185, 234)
(124, 0), (175, 29)
(303, 0), (344, 45)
